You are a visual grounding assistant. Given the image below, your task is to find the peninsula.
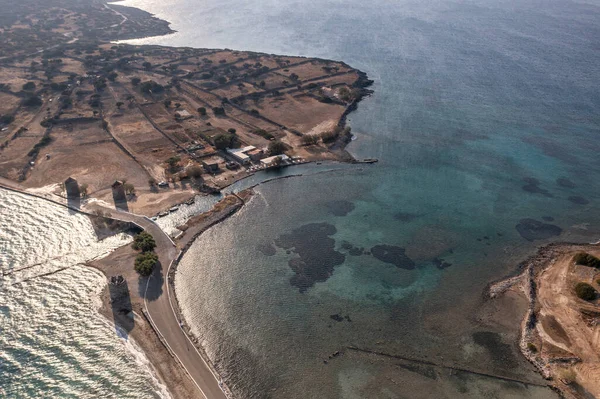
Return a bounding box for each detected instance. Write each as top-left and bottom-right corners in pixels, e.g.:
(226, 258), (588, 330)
(0, 0), (372, 216)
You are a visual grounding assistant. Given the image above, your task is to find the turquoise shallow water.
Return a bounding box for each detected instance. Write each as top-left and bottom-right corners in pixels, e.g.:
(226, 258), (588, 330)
(122, 0), (599, 397)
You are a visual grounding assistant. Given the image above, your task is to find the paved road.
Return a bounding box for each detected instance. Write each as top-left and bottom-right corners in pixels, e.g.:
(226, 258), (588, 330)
(88, 205), (227, 399)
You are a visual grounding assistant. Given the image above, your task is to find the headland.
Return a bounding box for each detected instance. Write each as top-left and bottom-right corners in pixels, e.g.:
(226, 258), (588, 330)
(488, 243), (600, 398)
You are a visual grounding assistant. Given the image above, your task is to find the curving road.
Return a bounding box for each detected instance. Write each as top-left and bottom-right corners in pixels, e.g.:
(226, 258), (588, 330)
(88, 204), (227, 399)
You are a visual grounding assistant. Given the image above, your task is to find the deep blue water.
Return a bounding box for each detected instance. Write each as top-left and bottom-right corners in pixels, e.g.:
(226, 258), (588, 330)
(121, 0), (600, 397)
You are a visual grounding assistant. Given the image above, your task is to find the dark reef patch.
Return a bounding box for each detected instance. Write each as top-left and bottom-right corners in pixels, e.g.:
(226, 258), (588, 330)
(275, 222), (345, 293)
(568, 196), (589, 205)
(394, 212), (421, 222)
(542, 216), (554, 222)
(325, 200), (355, 216)
(370, 245), (415, 270)
(521, 177), (553, 197)
(330, 314), (344, 322)
(256, 242), (277, 256)
(515, 218), (562, 241)
(341, 240), (365, 256)
(432, 258), (452, 270)
(472, 331), (518, 368)
(556, 177), (576, 188)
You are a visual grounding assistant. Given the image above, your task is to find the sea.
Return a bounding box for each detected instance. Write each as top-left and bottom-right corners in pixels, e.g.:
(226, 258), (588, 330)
(2, 0), (600, 397)
(0, 189), (171, 398)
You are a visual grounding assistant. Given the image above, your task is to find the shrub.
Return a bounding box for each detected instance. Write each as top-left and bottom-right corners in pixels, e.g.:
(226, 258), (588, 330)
(132, 231), (156, 252)
(131, 77), (141, 86)
(166, 156), (180, 166)
(94, 78), (107, 91)
(27, 135), (52, 156)
(301, 135), (319, 145)
(212, 107), (225, 116)
(134, 252), (158, 276)
(575, 282), (596, 301)
(558, 368), (576, 385)
(0, 115), (15, 125)
(253, 129), (274, 140)
(527, 343), (537, 353)
(573, 252), (600, 268)
(123, 183), (135, 196)
(227, 128), (237, 134)
(186, 165), (203, 179)
(197, 107), (207, 116)
(320, 130), (339, 143)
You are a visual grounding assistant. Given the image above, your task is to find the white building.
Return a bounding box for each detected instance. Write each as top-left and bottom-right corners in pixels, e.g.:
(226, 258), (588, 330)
(227, 146), (257, 165)
(260, 154), (289, 166)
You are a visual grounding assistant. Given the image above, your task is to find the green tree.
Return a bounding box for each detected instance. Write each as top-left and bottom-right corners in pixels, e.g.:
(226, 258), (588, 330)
(214, 133), (239, 150)
(131, 77), (141, 86)
(132, 231), (157, 252)
(227, 128), (237, 134)
(134, 252), (158, 276)
(268, 140), (286, 155)
(212, 107), (225, 116)
(22, 81), (36, 91)
(0, 115), (15, 125)
(23, 96), (43, 107)
(164, 99), (172, 108)
(140, 81), (164, 94)
(116, 101), (124, 110)
(271, 156), (283, 168)
(197, 107), (207, 116)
